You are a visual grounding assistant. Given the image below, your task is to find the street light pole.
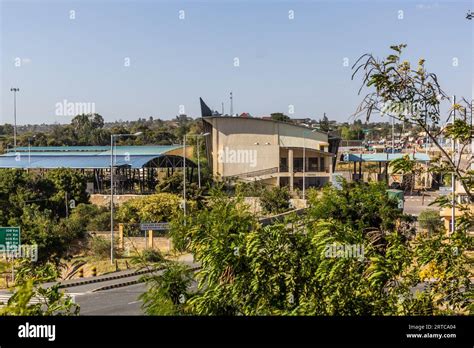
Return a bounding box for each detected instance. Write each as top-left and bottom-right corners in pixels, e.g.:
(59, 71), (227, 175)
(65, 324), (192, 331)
(110, 132), (142, 264)
(197, 137), (201, 189)
(183, 135), (186, 217)
(303, 133), (306, 198)
(302, 129), (319, 199)
(110, 134), (114, 264)
(186, 133), (210, 189)
(10, 88), (19, 148)
(28, 138), (31, 164)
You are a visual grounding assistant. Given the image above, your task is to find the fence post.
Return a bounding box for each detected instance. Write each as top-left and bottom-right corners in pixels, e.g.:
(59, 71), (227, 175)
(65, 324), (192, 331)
(148, 230), (153, 249)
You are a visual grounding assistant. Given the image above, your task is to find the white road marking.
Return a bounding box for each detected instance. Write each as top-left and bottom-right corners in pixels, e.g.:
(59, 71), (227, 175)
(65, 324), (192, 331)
(127, 300), (142, 305)
(0, 292), (81, 305)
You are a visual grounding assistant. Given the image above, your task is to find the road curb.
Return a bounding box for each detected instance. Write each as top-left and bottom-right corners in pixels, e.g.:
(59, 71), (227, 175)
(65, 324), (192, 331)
(90, 266), (201, 292)
(91, 279), (145, 292)
(57, 268), (155, 289)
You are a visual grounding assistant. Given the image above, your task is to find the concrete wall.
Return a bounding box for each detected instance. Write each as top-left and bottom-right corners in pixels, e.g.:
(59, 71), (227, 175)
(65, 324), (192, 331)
(90, 194), (141, 207)
(93, 231), (172, 253)
(239, 197), (307, 215)
(123, 236), (172, 254)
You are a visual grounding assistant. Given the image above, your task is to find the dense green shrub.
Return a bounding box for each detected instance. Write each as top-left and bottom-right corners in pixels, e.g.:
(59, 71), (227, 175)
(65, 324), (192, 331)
(418, 210), (444, 234)
(260, 186), (291, 215)
(156, 172), (202, 199)
(235, 181), (266, 197)
(116, 193), (183, 225)
(89, 236), (119, 259)
(307, 180), (406, 232)
(152, 184), (470, 316)
(70, 203), (110, 231)
(141, 249), (165, 263)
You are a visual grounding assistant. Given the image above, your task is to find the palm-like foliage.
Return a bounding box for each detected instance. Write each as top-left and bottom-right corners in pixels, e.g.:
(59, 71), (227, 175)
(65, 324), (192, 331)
(143, 182), (471, 316)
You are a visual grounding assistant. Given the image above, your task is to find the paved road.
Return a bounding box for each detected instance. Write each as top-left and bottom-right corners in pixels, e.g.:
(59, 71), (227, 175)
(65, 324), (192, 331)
(403, 194), (438, 216)
(74, 283), (147, 315)
(0, 256), (199, 315)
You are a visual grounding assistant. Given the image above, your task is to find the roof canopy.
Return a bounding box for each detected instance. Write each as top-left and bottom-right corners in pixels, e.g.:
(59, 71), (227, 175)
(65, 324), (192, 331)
(6, 145), (182, 156)
(343, 153), (430, 162)
(0, 145), (188, 169)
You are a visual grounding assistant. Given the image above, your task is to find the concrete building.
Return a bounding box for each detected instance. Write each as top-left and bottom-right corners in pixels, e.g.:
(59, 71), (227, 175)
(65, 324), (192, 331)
(202, 116), (338, 191)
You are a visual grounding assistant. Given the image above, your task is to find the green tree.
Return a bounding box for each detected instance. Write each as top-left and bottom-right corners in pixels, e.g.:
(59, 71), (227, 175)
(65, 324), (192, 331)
(69, 203), (110, 231)
(270, 113), (290, 122)
(307, 181), (405, 232)
(418, 210), (443, 234)
(0, 169), (88, 264)
(352, 44), (472, 200)
(151, 184), (470, 315)
(43, 168), (90, 218)
(11, 205), (86, 264)
(260, 186), (291, 215)
(0, 262), (79, 316)
(390, 155), (425, 194)
(116, 193), (183, 225)
(155, 172), (202, 199)
(140, 262), (193, 315)
(317, 114), (331, 132)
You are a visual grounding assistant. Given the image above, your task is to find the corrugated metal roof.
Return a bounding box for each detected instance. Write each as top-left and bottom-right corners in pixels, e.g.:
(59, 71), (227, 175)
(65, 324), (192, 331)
(343, 153), (430, 162)
(0, 155), (167, 169)
(0, 145), (185, 169)
(6, 145), (182, 156)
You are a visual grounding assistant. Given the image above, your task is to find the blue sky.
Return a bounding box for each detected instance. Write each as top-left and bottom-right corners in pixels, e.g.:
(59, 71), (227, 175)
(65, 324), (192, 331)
(0, 0), (472, 125)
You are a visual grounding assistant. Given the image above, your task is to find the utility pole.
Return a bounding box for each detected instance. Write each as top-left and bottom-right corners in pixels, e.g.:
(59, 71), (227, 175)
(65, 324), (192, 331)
(221, 102), (224, 116)
(10, 88), (19, 148)
(230, 92), (233, 116)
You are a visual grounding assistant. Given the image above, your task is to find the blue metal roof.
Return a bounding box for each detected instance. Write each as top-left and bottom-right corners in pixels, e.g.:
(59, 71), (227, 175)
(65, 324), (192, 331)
(0, 155), (168, 169)
(0, 145), (186, 169)
(343, 153), (430, 162)
(6, 145), (182, 156)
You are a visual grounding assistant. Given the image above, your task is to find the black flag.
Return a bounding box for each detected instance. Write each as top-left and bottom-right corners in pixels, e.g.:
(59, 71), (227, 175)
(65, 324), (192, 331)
(200, 98), (213, 117)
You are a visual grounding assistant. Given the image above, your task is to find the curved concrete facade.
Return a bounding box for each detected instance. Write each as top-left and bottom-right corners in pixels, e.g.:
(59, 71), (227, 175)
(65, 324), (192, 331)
(203, 116), (335, 190)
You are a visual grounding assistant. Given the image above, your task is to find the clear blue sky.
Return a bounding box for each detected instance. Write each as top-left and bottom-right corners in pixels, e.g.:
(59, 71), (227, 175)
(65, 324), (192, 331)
(0, 0), (471, 125)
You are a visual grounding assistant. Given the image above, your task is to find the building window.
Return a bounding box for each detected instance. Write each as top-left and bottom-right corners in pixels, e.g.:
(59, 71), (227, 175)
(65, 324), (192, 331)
(308, 158), (318, 172)
(294, 158), (303, 172)
(280, 177), (289, 187)
(280, 158), (288, 172)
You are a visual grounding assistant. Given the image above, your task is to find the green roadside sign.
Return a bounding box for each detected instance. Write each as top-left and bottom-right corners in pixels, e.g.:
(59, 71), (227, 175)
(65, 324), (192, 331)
(0, 227), (21, 249)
